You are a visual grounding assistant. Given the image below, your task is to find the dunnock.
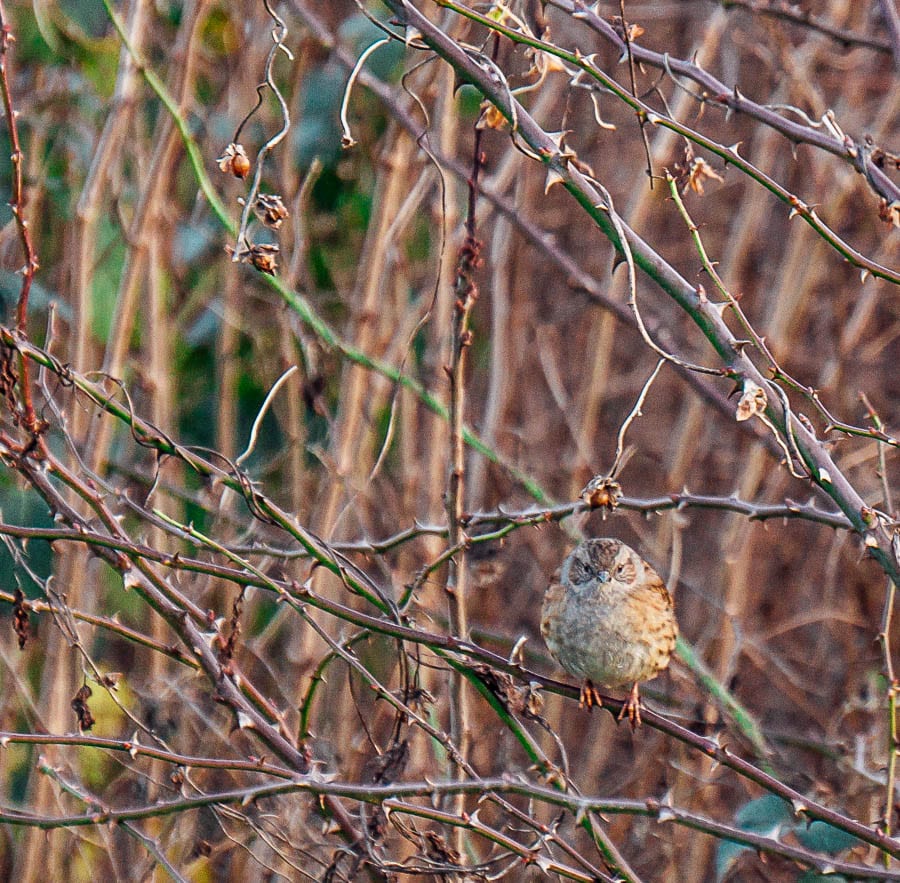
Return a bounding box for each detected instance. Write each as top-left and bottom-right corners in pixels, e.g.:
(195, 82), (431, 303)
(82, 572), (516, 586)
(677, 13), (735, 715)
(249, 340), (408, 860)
(541, 538), (677, 726)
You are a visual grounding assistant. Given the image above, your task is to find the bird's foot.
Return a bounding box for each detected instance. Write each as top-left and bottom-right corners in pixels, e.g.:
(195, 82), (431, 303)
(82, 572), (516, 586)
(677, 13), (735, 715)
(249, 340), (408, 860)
(617, 682), (642, 729)
(579, 680), (604, 710)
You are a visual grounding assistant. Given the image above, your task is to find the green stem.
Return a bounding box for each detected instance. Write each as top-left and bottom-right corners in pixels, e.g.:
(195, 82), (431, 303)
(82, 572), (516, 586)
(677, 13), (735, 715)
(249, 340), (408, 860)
(676, 636), (772, 769)
(434, 0), (899, 285)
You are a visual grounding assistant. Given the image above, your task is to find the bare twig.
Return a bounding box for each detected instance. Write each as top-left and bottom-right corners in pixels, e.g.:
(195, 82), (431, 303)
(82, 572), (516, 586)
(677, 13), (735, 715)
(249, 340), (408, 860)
(550, 0), (900, 205)
(720, 0), (892, 53)
(877, 0), (900, 71)
(0, 2), (41, 439)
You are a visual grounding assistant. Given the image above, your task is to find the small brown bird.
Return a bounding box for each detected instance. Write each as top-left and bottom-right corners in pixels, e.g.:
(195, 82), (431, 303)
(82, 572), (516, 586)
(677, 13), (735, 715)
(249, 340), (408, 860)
(541, 538), (677, 727)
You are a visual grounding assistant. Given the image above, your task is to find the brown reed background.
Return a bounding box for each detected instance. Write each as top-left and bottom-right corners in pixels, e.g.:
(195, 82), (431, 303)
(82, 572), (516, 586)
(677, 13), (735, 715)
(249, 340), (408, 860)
(0, 1), (898, 880)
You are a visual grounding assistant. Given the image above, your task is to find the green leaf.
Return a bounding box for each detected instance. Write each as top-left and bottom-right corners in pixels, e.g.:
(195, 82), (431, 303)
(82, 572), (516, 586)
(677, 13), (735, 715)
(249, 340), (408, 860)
(716, 795), (793, 881)
(733, 794), (794, 832)
(337, 12), (404, 81)
(794, 820), (861, 855)
(32, 0), (61, 53)
(0, 269), (68, 324)
(717, 796), (863, 880)
(90, 217), (126, 343)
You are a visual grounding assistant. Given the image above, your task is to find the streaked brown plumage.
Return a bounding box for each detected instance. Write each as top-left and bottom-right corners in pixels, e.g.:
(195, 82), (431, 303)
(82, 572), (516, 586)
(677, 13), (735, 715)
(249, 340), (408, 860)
(541, 538), (677, 726)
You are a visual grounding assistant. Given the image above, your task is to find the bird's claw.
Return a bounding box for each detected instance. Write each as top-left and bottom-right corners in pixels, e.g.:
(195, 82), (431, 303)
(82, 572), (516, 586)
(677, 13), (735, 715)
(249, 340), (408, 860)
(617, 683), (643, 729)
(579, 680), (604, 710)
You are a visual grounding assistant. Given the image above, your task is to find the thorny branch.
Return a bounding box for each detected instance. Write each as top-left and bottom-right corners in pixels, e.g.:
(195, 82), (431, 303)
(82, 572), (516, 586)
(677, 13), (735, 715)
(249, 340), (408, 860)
(231, 0), (293, 259)
(0, 425), (896, 858)
(551, 0), (900, 205)
(1, 2), (898, 878)
(382, 0), (900, 590)
(437, 0), (900, 283)
(441, 94), (486, 854)
(0, 2), (41, 441)
(720, 0), (893, 53)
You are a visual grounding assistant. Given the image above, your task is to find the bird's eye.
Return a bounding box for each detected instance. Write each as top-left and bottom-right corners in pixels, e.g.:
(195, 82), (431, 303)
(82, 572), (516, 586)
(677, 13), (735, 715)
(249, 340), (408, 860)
(614, 563), (629, 580)
(568, 559), (591, 585)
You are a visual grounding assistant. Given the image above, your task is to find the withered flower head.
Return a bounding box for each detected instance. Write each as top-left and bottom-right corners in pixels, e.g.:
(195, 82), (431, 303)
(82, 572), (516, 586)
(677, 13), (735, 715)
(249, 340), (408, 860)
(580, 475), (622, 511)
(674, 144), (724, 196)
(71, 684), (95, 732)
(253, 193), (290, 229)
(684, 155), (724, 195)
(249, 243), (279, 275)
(609, 15), (645, 41)
(479, 101), (507, 131)
(735, 379), (767, 422)
(226, 241), (280, 276)
(217, 142), (251, 179)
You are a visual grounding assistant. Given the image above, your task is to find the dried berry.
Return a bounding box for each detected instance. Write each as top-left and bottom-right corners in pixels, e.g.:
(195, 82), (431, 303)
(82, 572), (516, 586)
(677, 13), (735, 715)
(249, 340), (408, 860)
(581, 475), (622, 510)
(71, 684), (95, 732)
(227, 241), (280, 276)
(13, 587), (30, 650)
(217, 143), (251, 179)
(248, 243), (279, 275)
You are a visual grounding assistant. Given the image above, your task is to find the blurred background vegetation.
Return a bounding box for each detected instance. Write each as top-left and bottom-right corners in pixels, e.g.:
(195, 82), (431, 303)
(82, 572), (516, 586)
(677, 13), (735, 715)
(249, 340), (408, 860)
(0, 1), (898, 880)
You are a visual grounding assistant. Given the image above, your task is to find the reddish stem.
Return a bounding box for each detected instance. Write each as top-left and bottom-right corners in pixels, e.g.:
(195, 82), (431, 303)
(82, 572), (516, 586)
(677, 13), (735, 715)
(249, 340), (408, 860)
(0, 3), (41, 439)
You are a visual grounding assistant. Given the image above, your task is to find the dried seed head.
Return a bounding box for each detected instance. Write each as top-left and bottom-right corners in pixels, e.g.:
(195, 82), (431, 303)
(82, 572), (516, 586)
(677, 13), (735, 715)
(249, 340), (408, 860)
(479, 101), (507, 130)
(581, 475), (622, 510)
(608, 15), (645, 41)
(227, 241), (280, 276)
(735, 380), (767, 422)
(217, 142), (251, 179)
(673, 144), (724, 195)
(249, 243), (279, 275)
(683, 156), (724, 195)
(253, 193), (290, 229)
